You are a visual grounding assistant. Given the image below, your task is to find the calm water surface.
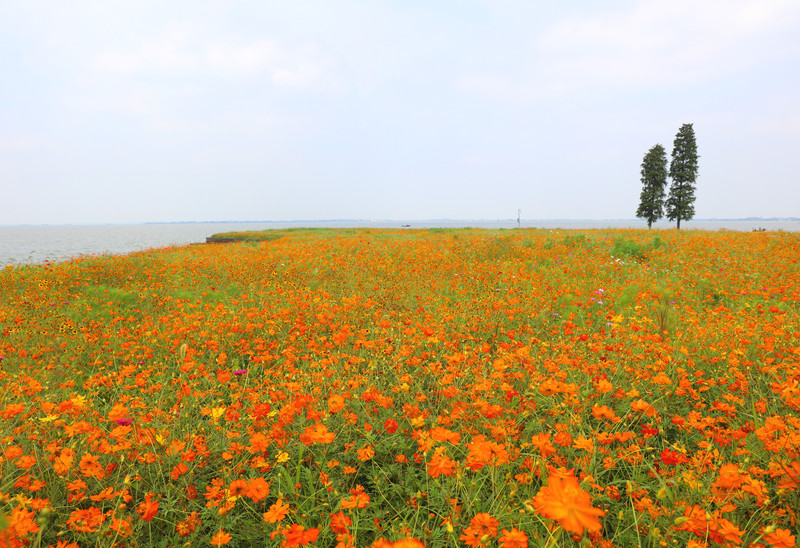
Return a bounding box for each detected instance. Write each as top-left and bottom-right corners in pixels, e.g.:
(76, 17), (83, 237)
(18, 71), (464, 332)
(1, 220), (798, 267)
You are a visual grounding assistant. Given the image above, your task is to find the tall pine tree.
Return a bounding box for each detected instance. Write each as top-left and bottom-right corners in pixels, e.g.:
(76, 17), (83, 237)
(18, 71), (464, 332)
(665, 123), (699, 229)
(636, 144), (668, 229)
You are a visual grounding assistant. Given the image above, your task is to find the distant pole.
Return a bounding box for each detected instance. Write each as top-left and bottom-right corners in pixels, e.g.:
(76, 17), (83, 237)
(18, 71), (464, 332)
(517, 209), (521, 229)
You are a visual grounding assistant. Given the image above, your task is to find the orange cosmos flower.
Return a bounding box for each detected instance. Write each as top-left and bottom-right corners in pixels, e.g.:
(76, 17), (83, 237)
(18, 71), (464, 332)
(7, 506), (40, 537)
(763, 528), (796, 548)
(228, 478), (250, 497)
(532, 472), (605, 535)
(284, 523), (320, 547)
(591, 404), (618, 422)
(170, 463), (189, 481)
(66, 507), (105, 532)
(1, 403), (26, 419)
(630, 398), (657, 417)
(247, 477), (271, 501)
(211, 528), (232, 546)
(469, 513), (499, 537)
(299, 423), (335, 446)
(530, 432), (556, 458)
(460, 512), (500, 547)
(14, 455), (36, 470)
(499, 527), (529, 548)
(137, 493), (159, 522)
(427, 452), (457, 478)
(264, 498), (290, 523)
(53, 447), (75, 476)
(593, 377), (613, 393)
(328, 394), (346, 414)
(341, 486), (371, 509)
(90, 487), (117, 502)
(175, 512), (200, 537)
(357, 444), (375, 461)
(386, 539), (425, 548)
(79, 453), (105, 479)
(329, 510), (352, 534)
(465, 436), (509, 470)
(107, 403), (129, 422)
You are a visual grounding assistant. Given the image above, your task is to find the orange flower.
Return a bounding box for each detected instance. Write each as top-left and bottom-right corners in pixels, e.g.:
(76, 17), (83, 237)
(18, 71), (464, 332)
(53, 447), (75, 476)
(385, 539), (425, 548)
(329, 511), (352, 534)
(530, 432), (556, 458)
(1, 403), (25, 419)
(357, 444), (375, 461)
(631, 399), (657, 417)
(341, 486), (371, 509)
(499, 527), (528, 548)
(7, 506), (40, 537)
(427, 452), (457, 478)
(137, 493), (159, 522)
(79, 453), (105, 479)
(468, 513), (499, 537)
(108, 403), (129, 422)
(532, 472), (605, 535)
(328, 394), (346, 414)
(263, 498), (290, 523)
(228, 479), (250, 497)
(591, 404), (618, 422)
(247, 477), (271, 501)
(175, 512), (200, 537)
(460, 512), (500, 546)
(67, 507), (105, 532)
(211, 528), (232, 546)
(465, 436), (509, 470)
(763, 528), (796, 548)
(299, 423), (335, 446)
(284, 523), (320, 547)
(14, 455), (36, 470)
(90, 487), (117, 502)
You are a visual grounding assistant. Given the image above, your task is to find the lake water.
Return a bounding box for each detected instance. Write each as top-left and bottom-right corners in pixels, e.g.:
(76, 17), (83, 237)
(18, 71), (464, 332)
(2, 219), (798, 267)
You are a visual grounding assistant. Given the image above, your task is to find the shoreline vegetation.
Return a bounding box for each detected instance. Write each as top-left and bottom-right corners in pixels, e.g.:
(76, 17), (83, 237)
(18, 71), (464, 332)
(205, 227), (340, 243)
(1, 228), (798, 547)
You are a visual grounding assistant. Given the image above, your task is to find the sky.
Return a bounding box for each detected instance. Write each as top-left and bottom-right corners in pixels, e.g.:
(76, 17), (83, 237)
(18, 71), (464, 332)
(2, 1), (799, 225)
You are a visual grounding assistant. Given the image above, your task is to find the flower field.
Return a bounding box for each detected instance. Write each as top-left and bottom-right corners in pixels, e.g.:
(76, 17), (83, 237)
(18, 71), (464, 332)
(1, 228), (799, 547)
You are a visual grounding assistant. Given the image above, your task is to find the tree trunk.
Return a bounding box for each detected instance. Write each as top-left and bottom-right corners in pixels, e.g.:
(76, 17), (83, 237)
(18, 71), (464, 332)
(677, 217), (681, 230)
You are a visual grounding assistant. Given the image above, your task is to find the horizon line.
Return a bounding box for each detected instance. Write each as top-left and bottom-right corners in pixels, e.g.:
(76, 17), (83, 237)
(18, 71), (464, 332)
(3, 217), (799, 227)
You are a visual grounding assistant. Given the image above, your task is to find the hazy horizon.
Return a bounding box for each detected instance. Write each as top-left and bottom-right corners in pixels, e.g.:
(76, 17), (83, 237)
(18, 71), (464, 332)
(3, 215), (800, 228)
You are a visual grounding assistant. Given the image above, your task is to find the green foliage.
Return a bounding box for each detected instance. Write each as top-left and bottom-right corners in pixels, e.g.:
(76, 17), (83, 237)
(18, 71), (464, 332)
(612, 237), (647, 260)
(610, 234), (667, 262)
(636, 143), (669, 228)
(666, 123), (699, 229)
(651, 235), (663, 249)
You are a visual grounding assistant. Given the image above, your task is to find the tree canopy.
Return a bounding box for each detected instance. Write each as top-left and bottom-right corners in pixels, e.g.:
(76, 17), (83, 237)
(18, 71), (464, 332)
(636, 144), (668, 229)
(665, 123), (699, 229)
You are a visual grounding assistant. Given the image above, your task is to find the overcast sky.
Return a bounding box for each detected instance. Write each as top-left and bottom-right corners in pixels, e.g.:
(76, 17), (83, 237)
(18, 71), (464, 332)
(2, 1), (799, 225)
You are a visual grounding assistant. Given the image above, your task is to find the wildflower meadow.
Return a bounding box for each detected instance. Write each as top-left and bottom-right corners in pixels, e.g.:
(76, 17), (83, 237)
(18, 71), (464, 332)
(1, 228), (798, 547)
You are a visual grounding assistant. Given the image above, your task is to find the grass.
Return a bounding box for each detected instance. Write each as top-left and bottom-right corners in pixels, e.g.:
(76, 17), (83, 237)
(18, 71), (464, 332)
(0, 228), (799, 547)
(207, 227), (371, 242)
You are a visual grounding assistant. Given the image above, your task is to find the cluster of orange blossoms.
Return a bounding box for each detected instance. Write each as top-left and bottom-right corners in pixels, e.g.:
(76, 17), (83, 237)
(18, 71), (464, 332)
(0, 228), (798, 546)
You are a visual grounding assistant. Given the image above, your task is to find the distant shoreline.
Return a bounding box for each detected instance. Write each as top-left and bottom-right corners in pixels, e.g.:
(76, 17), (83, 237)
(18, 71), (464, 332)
(2, 217), (798, 227)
